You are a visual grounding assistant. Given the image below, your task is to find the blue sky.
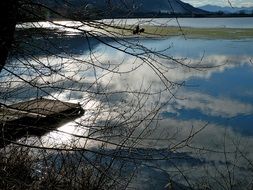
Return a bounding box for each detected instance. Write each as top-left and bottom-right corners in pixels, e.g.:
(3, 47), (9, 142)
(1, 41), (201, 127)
(181, 0), (253, 7)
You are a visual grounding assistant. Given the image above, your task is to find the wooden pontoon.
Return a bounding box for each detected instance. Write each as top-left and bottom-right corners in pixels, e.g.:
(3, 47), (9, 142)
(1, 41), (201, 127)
(0, 98), (84, 147)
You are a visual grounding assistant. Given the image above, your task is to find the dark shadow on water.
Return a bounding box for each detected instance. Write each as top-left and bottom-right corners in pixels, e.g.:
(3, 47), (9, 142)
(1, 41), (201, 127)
(0, 115), (83, 148)
(12, 28), (114, 57)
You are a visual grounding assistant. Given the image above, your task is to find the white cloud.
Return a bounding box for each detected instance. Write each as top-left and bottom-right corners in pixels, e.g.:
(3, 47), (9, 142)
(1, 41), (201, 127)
(174, 91), (253, 118)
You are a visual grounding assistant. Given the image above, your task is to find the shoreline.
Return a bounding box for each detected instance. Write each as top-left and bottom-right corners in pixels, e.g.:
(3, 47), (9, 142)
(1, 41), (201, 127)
(105, 25), (253, 39)
(16, 19), (253, 40)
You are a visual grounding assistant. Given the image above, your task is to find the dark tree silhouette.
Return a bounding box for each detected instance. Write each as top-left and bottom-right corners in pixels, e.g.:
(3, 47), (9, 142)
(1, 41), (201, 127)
(0, 1), (18, 72)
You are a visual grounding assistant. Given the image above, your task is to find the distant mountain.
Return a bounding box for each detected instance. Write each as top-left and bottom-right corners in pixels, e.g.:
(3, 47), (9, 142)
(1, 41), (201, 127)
(199, 4), (253, 14)
(37, 0), (208, 16)
(98, 0), (208, 14)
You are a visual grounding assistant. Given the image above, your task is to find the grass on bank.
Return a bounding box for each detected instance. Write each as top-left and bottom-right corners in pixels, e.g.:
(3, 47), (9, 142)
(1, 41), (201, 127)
(105, 25), (253, 39)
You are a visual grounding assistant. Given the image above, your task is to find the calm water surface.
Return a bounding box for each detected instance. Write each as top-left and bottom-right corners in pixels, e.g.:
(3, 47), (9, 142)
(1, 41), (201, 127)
(4, 18), (253, 189)
(33, 36), (253, 188)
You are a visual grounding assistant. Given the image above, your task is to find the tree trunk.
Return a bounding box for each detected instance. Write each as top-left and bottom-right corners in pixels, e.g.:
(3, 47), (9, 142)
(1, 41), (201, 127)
(0, 1), (18, 72)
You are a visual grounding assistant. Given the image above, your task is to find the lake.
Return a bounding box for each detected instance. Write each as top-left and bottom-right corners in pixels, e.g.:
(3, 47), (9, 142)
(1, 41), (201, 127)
(3, 17), (253, 189)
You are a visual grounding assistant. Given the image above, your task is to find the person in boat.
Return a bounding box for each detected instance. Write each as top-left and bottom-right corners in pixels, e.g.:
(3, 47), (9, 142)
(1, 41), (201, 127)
(133, 25), (145, 35)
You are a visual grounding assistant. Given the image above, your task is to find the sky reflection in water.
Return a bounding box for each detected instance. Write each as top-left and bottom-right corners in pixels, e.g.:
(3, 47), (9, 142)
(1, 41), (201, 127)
(6, 33), (253, 188)
(121, 37), (253, 188)
(108, 37), (253, 132)
(11, 35), (253, 149)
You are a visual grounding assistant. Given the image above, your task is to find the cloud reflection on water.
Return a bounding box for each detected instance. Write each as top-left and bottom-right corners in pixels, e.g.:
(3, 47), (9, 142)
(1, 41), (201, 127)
(4, 36), (253, 188)
(5, 38), (253, 139)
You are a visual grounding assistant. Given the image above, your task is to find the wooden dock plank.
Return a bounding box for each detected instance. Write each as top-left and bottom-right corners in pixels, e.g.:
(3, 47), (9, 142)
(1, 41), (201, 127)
(0, 98), (84, 148)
